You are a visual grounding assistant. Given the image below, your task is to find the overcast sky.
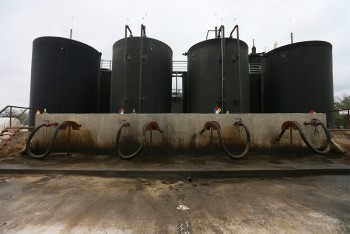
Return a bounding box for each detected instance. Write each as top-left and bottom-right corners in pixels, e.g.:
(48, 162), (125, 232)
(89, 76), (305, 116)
(0, 0), (349, 109)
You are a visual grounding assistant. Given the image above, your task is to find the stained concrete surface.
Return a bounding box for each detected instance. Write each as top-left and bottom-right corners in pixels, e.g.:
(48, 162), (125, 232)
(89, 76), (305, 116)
(1, 134), (349, 233)
(0, 152), (349, 179)
(34, 113), (327, 153)
(0, 175), (349, 233)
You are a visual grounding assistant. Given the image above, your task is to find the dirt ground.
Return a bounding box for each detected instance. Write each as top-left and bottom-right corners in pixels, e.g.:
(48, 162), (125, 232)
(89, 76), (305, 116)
(0, 175), (349, 233)
(330, 130), (350, 154)
(0, 131), (28, 158)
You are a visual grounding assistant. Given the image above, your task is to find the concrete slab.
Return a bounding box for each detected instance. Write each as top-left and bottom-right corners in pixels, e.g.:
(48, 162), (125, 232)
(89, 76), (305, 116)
(0, 153), (349, 179)
(0, 175), (349, 233)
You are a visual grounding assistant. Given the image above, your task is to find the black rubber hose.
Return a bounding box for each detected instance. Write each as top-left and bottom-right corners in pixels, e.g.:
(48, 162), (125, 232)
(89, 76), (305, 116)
(116, 122), (147, 159)
(304, 119), (332, 154)
(275, 128), (287, 142)
(26, 122), (67, 159)
(294, 122), (330, 154)
(277, 121), (331, 155)
(212, 121), (251, 159)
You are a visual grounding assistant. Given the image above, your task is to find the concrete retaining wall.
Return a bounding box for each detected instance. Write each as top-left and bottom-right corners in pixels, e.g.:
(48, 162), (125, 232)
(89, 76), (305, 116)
(35, 113), (327, 154)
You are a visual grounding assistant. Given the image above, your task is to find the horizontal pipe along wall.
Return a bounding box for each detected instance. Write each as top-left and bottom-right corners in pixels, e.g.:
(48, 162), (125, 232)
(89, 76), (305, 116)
(35, 113), (326, 154)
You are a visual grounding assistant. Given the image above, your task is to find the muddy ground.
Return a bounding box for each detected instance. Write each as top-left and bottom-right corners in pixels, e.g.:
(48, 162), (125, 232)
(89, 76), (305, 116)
(0, 129), (349, 233)
(0, 175), (349, 233)
(330, 130), (350, 154)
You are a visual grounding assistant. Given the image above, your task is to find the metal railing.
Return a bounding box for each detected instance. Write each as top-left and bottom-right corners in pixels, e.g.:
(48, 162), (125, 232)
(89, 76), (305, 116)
(172, 61), (187, 99)
(0, 105), (36, 148)
(172, 72), (186, 99)
(100, 59), (112, 70)
(0, 105), (36, 129)
(249, 63), (262, 74)
(99, 59), (187, 99)
(315, 108), (350, 129)
(331, 109), (350, 129)
(173, 60), (187, 72)
(100, 60), (187, 72)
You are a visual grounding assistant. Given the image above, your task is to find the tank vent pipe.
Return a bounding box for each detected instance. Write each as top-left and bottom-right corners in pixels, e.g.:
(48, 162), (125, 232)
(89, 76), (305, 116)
(252, 39), (256, 54)
(125, 25), (133, 37)
(206, 28), (217, 40)
(141, 24), (146, 37)
(70, 16), (74, 39)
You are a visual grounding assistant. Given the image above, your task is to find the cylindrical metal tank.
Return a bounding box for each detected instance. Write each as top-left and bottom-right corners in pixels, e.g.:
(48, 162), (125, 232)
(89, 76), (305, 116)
(29, 37), (101, 126)
(0, 118), (20, 132)
(98, 68), (112, 113)
(263, 41), (334, 126)
(110, 37), (172, 113)
(187, 38), (250, 113)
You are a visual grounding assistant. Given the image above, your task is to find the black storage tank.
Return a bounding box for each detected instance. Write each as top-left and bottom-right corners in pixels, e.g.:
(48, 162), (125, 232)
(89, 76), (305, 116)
(98, 68), (112, 113)
(187, 38), (250, 113)
(110, 37), (172, 113)
(263, 41), (334, 126)
(29, 36), (101, 125)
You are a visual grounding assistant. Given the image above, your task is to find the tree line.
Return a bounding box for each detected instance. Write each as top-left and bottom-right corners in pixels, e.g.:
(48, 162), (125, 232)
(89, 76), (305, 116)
(334, 95), (350, 128)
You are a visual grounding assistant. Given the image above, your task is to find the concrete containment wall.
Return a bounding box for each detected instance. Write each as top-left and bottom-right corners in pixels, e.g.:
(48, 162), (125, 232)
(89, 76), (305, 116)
(35, 113), (327, 154)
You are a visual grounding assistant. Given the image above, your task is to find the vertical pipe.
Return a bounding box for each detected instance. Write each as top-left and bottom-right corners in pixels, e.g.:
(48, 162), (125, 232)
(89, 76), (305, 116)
(236, 26), (242, 113)
(141, 24), (146, 38)
(220, 25), (225, 113)
(138, 38), (143, 113)
(291, 32), (294, 44)
(9, 107), (12, 127)
(123, 26), (128, 109)
(230, 25), (242, 112)
(138, 26), (145, 113)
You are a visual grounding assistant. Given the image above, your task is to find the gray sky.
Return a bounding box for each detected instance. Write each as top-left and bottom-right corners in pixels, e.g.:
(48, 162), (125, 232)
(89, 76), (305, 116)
(1, 0), (349, 109)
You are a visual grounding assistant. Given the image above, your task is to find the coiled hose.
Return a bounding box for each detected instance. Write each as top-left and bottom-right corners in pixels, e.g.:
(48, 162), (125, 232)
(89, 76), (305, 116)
(276, 119), (331, 155)
(200, 121), (251, 159)
(115, 121), (148, 159)
(304, 119), (332, 154)
(26, 121), (67, 159)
